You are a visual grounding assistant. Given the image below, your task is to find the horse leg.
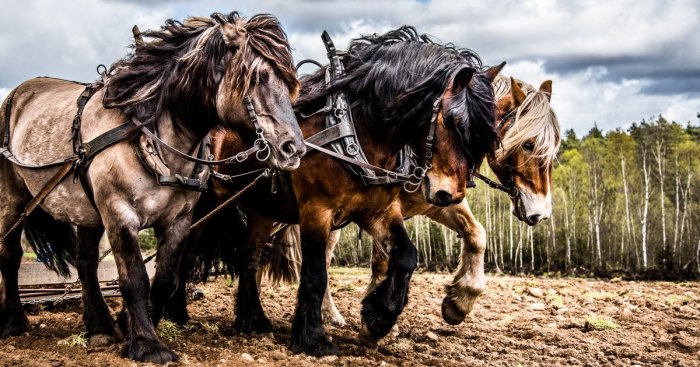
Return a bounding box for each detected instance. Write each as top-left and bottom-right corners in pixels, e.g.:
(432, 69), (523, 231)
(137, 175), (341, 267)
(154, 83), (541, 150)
(234, 214), (273, 334)
(427, 200), (486, 325)
(161, 253), (191, 326)
(76, 226), (119, 346)
(149, 215), (192, 327)
(0, 174), (30, 338)
(105, 214), (178, 363)
(359, 201), (417, 343)
(365, 236), (390, 297)
(289, 209), (337, 356)
(321, 229), (345, 327)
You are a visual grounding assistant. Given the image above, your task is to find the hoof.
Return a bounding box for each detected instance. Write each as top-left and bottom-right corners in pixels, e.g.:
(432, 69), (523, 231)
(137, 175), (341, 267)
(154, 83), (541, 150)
(289, 334), (338, 356)
(88, 334), (116, 348)
(234, 314), (272, 335)
(122, 337), (179, 364)
(360, 297), (398, 341)
(358, 325), (379, 346)
(116, 309), (128, 336)
(163, 307), (190, 327)
(0, 313), (29, 338)
(441, 297), (468, 325)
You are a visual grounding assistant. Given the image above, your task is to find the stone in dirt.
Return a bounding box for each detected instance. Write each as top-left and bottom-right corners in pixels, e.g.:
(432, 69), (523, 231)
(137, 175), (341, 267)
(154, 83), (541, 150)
(528, 287), (544, 298)
(530, 303), (546, 311)
(620, 307), (633, 320)
(271, 351), (286, 360)
(241, 353), (255, 362)
(320, 355), (338, 362)
(425, 331), (439, 342)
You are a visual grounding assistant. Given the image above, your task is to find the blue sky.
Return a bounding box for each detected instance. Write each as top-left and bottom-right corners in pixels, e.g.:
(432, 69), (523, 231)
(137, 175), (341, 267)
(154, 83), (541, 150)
(1, 0), (698, 135)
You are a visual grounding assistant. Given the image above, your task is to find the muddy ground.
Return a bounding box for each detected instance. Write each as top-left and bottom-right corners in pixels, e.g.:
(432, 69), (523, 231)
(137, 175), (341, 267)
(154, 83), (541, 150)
(1, 267), (699, 366)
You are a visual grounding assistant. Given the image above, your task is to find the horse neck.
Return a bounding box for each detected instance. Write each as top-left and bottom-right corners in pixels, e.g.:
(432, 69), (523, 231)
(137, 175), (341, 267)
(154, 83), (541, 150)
(156, 112), (208, 172)
(353, 116), (407, 169)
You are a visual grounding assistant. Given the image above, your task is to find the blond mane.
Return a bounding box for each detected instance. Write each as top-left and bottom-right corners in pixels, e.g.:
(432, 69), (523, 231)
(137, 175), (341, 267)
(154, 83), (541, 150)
(493, 75), (560, 166)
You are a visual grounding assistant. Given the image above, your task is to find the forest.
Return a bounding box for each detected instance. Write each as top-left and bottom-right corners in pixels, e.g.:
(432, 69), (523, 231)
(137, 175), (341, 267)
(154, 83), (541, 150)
(334, 116), (700, 278)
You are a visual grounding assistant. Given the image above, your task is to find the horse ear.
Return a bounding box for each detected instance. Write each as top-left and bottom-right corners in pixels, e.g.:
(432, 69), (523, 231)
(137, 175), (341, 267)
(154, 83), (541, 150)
(539, 80), (552, 101)
(132, 25), (144, 47)
(511, 77), (526, 106)
(451, 66), (476, 93)
(212, 13), (247, 48)
(484, 61), (506, 82)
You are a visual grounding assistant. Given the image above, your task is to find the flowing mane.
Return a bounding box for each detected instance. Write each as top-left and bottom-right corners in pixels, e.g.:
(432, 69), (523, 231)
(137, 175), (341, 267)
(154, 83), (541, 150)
(494, 75), (560, 166)
(296, 26), (498, 163)
(102, 12), (299, 126)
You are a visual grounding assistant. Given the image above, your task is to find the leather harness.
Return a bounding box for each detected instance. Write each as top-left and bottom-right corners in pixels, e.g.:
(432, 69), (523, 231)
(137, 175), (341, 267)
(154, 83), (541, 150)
(300, 31), (435, 192)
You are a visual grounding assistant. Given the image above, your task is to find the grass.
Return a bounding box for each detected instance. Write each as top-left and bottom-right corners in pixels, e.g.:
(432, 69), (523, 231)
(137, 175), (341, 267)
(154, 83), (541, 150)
(547, 294), (565, 309)
(582, 291), (617, 302)
(584, 315), (619, 331)
(665, 294), (691, 306)
(57, 332), (87, 347)
(201, 322), (220, 334)
(157, 320), (182, 342)
(22, 252), (37, 260)
(337, 282), (358, 292)
(328, 267), (369, 277)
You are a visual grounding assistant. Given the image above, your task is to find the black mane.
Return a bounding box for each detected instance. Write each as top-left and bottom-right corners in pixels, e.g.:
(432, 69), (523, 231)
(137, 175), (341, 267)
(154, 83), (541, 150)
(296, 26), (498, 164)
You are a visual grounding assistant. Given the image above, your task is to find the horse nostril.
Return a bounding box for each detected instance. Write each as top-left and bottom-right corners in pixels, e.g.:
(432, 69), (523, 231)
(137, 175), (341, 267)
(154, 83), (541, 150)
(280, 139), (297, 158)
(435, 190), (454, 206)
(527, 214), (541, 224)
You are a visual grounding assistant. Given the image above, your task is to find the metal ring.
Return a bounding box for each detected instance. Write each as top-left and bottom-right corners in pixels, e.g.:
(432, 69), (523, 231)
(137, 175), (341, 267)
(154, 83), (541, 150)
(412, 166), (426, 179)
(334, 108), (345, 118)
(346, 142), (359, 156)
(256, 144), (271, 161)
(96, 64), (107, 76)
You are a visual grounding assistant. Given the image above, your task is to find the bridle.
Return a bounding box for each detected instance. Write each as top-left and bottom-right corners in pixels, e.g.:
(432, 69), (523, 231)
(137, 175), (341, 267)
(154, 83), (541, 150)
(471, 106), (523, 217)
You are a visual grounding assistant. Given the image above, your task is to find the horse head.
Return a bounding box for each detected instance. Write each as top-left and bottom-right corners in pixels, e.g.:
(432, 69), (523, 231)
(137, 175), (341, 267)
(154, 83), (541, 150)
(211, 12), (305, 170)
(489, 76), (560, 225)
(421, 62), (504, 206)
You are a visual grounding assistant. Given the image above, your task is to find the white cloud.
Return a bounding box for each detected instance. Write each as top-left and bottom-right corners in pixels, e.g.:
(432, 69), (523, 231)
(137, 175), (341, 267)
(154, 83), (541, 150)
(0, 88), (9, 103)
(0, 0), (698, 135)
(505, 60), (700, 134)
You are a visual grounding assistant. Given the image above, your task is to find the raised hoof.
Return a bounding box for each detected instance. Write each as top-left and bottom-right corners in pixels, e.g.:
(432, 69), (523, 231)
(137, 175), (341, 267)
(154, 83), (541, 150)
(122, 338), (179, 364)
(441, 297), (469, 325)
(234, 313), (272, 335)
(0, 313), (29, 338)
(289, 334), (338, 357)
(88, 334), (116, 348)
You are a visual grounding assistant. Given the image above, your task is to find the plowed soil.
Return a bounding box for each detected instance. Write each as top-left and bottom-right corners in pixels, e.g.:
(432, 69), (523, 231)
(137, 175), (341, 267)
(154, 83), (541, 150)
(1, 268), (699, 366)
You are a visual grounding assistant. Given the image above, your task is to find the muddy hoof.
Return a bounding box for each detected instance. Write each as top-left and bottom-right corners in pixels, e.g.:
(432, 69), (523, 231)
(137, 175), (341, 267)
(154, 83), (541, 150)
(88, 334), (115, 348)
(441, 297), (467, 325)
(234, 313), (272, 335)
(122, 337), (179, 364)
(289, 333), (338, 356)
(0, 313), (29, 338)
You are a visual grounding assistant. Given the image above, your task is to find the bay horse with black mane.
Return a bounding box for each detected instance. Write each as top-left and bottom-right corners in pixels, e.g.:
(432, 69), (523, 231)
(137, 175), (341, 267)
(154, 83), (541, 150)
(163, 26), (503, 356)
(259, 74), (561, 328)
(0, 12), (303, 363)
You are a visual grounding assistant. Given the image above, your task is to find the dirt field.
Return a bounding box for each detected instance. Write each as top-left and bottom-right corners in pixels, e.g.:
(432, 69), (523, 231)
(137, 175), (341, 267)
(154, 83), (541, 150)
(1, 267), (699, 366)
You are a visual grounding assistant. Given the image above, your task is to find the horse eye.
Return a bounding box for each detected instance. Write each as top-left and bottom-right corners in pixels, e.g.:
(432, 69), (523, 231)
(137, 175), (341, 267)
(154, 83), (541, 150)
(259, 71), (270, 84)
(523, 142), (534, 152)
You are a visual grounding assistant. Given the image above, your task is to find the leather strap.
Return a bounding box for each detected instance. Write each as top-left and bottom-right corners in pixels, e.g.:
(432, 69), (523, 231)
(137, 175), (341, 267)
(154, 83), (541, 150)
(305, 121), (355, 146)
(305, 141), (412, 181)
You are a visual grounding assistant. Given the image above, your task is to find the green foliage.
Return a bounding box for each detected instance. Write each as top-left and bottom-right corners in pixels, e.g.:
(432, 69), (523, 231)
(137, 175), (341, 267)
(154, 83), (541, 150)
(333, 116), (700, 278)
(138, 228), (157, 251)
(584, 315), (619, 331)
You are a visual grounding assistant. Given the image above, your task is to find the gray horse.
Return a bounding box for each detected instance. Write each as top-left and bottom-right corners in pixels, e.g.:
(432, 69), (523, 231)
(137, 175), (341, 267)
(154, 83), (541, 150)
(0, 12), (304, 363)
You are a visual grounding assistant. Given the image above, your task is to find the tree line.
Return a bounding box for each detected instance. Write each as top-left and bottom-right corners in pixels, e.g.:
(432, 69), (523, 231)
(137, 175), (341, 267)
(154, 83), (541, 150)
(334, 116), (700, 278)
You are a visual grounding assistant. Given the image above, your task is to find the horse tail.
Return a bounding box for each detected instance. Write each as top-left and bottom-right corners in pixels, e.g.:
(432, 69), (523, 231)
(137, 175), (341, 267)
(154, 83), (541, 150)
(261, 224), (301, 285)
(23, 207), (77, 277)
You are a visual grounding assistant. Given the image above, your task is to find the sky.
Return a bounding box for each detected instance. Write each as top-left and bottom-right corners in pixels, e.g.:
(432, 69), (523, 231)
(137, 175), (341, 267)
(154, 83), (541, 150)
(0, 0), (698, 135)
